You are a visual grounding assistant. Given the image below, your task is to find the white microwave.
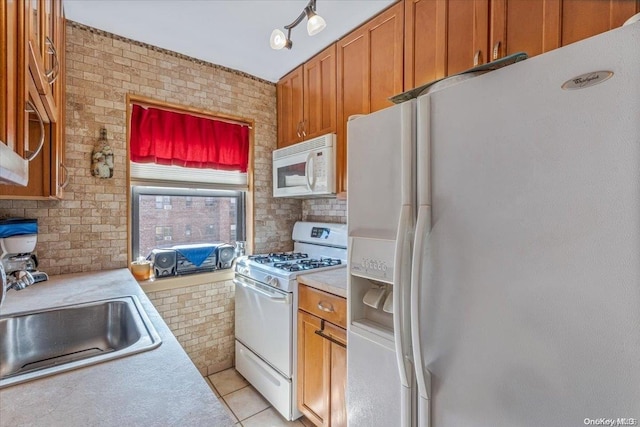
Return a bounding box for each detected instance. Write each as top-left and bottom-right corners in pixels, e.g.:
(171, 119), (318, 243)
(272, 134), (336, 198)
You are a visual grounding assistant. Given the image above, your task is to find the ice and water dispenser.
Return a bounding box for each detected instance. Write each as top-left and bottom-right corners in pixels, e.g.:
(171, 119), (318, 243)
(348, 236), (404, 340)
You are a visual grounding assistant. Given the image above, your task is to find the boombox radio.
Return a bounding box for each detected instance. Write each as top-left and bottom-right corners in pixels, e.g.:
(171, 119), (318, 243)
(148, 243), (236, 278)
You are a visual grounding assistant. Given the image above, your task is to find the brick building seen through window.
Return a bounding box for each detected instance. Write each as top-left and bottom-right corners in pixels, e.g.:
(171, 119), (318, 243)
(132, 188), (243, 259)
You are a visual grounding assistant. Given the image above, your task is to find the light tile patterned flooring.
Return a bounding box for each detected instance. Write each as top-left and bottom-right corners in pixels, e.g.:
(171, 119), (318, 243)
(206, 368), (315, 427)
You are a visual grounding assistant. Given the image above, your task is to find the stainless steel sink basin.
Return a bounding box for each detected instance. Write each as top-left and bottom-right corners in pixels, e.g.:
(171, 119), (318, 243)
(0, 295), (162, 388)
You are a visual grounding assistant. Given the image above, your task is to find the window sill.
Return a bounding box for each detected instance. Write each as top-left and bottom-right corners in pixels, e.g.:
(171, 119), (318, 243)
(138, 269), (235, 293)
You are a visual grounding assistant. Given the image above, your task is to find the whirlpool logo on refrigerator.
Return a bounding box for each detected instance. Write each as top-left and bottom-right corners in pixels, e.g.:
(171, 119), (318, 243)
(561, 71), (614, 90)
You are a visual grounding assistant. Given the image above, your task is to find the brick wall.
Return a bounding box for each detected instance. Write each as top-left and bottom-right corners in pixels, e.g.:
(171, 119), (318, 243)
(146, 280), (235, 376)
(0, 21), (302, 275)
(302, 198), (347, 224)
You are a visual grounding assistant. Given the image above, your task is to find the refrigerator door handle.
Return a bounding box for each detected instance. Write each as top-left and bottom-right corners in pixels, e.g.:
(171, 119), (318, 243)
(393, 205), (413, 427)
(411, 205), (433, 425)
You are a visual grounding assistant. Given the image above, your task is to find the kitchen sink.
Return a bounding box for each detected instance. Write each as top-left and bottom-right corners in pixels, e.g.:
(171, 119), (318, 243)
(0, 296), (162, 388)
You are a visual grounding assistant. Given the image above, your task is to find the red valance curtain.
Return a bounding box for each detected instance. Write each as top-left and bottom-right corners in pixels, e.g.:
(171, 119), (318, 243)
(130, 104), (249, 172)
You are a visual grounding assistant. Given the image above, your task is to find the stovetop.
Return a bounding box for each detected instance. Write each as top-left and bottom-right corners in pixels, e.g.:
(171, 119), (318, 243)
(245, 252), (342, 272)
(236, 251), (346, 292)
(248, 252), (309, 264)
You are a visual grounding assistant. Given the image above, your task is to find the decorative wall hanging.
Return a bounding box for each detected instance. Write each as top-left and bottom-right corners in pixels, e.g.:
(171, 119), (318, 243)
(91, 127), (114, 179)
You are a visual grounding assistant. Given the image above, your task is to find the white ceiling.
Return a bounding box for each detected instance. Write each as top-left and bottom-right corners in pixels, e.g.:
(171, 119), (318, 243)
(63, 0), (396, 83)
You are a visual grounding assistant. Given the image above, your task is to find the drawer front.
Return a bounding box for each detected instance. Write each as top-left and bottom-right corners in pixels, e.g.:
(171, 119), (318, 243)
(299, 284), (347, 328)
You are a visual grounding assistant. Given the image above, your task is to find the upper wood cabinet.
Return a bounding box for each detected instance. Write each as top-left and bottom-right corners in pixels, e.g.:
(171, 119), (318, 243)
(0, 0), (66, 197)
(336, 0), (404, 193)
(277, 45), (337, 148)
(0, 0), (29, 186)
(561, 0), (639, 45)
(404, 0), (447, 89)
(26, 0), (58, 120)
(277, 66), (304, 148)
(446, 0), (490, 76)
(405, 0), (637, 89)
(303, 44), (337, 142)
(490, 0), (562, 61)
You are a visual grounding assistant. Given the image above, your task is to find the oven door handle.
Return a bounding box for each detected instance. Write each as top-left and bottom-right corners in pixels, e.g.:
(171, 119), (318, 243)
(233, 277), (291, 304)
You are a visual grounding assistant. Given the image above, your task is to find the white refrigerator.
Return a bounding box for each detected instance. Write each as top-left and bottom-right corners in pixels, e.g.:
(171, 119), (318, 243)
(346, 21), (640, 427)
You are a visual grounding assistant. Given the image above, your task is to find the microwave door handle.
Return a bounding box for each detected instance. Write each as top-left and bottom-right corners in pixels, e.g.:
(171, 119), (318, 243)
(305, 152), (314, 191)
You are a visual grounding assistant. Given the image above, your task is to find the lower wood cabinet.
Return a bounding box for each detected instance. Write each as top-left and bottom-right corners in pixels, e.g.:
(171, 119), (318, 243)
(297, 284), (347, 427)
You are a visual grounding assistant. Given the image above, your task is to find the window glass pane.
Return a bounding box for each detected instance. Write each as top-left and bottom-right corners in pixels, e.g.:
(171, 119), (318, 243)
(132, 187), (244, 259)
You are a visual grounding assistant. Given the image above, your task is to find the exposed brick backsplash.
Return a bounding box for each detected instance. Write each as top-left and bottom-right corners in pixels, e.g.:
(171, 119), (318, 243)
(146, 280), (235, 376)
(302, 198), (347, 224)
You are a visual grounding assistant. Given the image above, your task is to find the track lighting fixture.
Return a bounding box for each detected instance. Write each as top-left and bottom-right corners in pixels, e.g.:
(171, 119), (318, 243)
(270, 0), (326, 50)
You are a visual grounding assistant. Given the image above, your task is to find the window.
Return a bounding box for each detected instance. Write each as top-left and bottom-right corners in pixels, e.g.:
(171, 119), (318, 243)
(132, 186), (245, 259)
(128, 99), (251, 263)
(155, 196), (171, 209)
(155, 226), (172, 241)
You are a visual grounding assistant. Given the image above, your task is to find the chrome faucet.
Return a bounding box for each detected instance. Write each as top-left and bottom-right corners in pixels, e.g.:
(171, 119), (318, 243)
(0, 262), (35, 307)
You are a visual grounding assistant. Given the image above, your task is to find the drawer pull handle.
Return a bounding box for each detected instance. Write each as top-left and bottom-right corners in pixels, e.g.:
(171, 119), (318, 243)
(315, 320), (346, 348)
(317, 301), (334, 312)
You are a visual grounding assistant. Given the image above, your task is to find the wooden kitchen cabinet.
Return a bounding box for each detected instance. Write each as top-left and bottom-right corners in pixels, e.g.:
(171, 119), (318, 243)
(297, 284), (347, 427)
(561, 0), (639, 46)
(277, 66), (304, 148)
(0, 0), (66, 197)
(404, 0), (447, 89)
(277, 45), (337, 148)
(336, 0), (404, 194)
(303, 44), (337, 142)
(489, 0), (639, 61)
(446, 0), (490, 75)
(490, 0), (562, 61)
(0, 0), (29, 185)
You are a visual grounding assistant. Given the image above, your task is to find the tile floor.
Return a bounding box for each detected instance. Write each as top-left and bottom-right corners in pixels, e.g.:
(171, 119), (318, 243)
(206, 368), (315, 427)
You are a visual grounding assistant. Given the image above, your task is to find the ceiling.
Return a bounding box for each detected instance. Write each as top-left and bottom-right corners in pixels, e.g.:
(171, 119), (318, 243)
(63, 0), (396, 83)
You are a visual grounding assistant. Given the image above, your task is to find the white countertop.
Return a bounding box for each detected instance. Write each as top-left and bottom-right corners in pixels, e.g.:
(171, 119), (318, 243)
(0, 268), (234, 427)
(297, 267), (347, 298)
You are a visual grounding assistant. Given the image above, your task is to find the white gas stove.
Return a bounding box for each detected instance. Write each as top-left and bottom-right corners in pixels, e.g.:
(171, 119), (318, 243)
(234, 221), (346, 421)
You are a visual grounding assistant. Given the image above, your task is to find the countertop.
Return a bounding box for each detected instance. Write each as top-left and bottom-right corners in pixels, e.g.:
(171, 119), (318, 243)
(0, 269), (234, 427)
(297, 267), (347, 298)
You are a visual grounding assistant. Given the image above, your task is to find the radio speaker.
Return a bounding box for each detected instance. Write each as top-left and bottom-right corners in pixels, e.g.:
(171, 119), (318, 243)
(151, 249), (177, 277)
(216, 244), (236, 269)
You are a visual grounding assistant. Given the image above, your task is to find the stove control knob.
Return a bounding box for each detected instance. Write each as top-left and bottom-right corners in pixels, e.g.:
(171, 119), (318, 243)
(265, 275), (279, 288)
(238, 266), (250, 276)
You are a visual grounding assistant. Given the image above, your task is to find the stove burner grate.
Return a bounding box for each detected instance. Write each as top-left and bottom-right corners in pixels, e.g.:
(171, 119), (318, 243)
(248, 252), (309, 264)
(273, 258), (342, 272)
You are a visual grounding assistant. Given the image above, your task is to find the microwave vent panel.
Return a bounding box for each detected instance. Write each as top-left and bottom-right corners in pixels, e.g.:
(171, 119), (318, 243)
(273, 134), (335, 160)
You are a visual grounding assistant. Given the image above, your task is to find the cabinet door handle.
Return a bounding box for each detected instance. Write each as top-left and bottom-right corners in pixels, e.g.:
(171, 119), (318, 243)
(315, 329), (346, 348)
(315, 319), (346, 348)
(492, 41), (501, 61)
(473, 50), (482, 66)
(45, 36), (60, 84)
(60, 163), (70, 189)
(296, 121), (302, 138)
(301, 120), (307, 138)
(317, 301), (335, 312)
(24, 100), (45, 162)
